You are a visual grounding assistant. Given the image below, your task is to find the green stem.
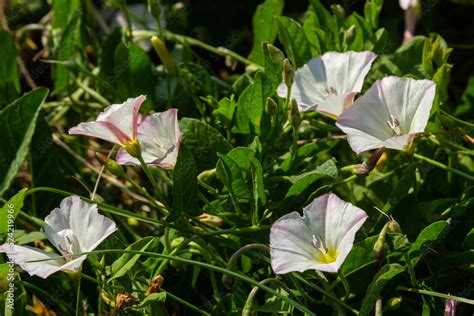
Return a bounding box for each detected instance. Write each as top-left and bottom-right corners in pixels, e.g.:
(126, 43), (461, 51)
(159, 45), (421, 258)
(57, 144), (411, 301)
(75, 268), (82, 316)
(338, 271), (351, 302)
(38, 249), (315, 316)
(413, 153), (474, 181)
(397, 286), (474, 305)
(25, 187), (176, 229)
(123, 174), (169, 216)
(294, 274), (358, 315)
(163, 31), (261, 69)
(137, 155), (161, 195)
(403, 252), (418, 287)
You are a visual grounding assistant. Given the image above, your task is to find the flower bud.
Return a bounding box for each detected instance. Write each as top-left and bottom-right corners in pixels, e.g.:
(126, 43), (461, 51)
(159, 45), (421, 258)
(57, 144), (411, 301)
(124, 140), (142, 158)
(282, 58), (294, 89)
(288, 98), (301, 128)
(265, 97), (278, 115)
(198, 168), (216, 182)
(265, 43), (285, 64)
(373, 222), (389, 262)
(387, 297), (402, 310)
(343, 25), (356, 47)
(151, 36), (179, 76)
(96, 152), (125, 178)
(388, 219), (402, 234)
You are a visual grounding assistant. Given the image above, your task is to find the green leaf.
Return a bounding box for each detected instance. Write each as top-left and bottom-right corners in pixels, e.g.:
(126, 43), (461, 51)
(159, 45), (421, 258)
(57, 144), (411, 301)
(216, 154), (251, 202)
(110, 237), (156, 281)
(303, 12), (327, 55)
(0, 189), (27, 234)
(248, 0), (284, 66)
(171, 144), (198, 221)
(234, 72), (273, 135)
(30, 117), (65, 217)
(114, 43), (155, 105)
(262, 43), (284, 87)
(179, 118), (232, 171)
(408, 220), (449, 265)
(382, 163), (418, 212)
(53, 12), (81, 93)
(462, 228), (474, 251)
(134, 292), (167, 309)
(342, 236), (378, 275)
(359, 264), (405, 316)
(213, 96), (236, 127)
(0, 88), (49, 196)
(52, 0), (81, 31)
(0, 29), (20, 106)
(455, 75), (474, 119)
(277, 16), (312, 68)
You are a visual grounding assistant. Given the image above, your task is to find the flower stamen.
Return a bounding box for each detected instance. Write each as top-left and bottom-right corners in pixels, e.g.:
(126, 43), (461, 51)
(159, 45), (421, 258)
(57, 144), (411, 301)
(386, 114), (401, 136)
(325, 87), (338, 96)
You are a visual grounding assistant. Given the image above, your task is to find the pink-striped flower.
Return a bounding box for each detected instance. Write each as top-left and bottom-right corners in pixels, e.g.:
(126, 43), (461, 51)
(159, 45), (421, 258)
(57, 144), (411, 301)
(69, 95), (145, 146)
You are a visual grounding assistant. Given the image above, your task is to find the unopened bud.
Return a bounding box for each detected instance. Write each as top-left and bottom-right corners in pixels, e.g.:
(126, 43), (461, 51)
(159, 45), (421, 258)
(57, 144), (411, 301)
(151, 36), (179, 76)
(283, 58), (294, 88)
(388, 220), (402, 234)
(387, 297), (402, 310)
(96, 152), (125, 177)
(343, 25), (356, 46)
(266, 43), (285, 64)
(198, 168), (216, 182)
(288, 98), (301, 127)
(265, 97), (278, 115)
(197, 213), (223, 227)
(124, 140), (142, 159)
(373, 222), (389, 262)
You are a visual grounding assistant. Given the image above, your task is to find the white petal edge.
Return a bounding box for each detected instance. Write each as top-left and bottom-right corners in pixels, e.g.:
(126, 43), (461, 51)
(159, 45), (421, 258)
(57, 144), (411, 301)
(44, 196), (117, 253)
(0, 244), (86, 279)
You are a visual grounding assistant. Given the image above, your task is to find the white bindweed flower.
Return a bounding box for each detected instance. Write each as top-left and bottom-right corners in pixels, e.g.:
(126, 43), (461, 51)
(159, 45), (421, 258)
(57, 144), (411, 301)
(0, 196), (117, 279)
(270, 193), (368, 274)
(115, 108), (182, 169)
(69, 95), (145, 147)
(336, 76), (436, 154)
(277, 51), (377, 117)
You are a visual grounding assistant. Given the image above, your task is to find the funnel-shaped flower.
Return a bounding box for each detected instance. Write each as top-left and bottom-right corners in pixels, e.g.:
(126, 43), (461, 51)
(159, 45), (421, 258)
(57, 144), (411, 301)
(277, 51), (377, 117)
(0, 196), (117, 278)
(336, 76), (435, 154)
(115, 109), (182, 169)
(69, 95), (145, 146)
(270, 193), (368, 274)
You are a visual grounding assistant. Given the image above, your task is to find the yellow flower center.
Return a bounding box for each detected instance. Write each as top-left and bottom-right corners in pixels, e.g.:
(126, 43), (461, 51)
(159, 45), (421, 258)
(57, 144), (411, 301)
(315, 247), (338, 264)
(311, 234), (338, 264)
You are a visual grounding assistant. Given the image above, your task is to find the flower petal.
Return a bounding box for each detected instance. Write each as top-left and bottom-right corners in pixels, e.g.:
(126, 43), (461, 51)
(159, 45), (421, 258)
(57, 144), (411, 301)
(270, 212), (320, 274)
(44, 196), (117, 253)
(116, 109), (182, 169)
(0, 244), (87, 279)
(69, 121), (124, 145)
(277, 51), (376, 116)
(69, 95), (145, 145)
(336, 77), (435, 153)
(322, 51), (377, 104)
(302, 194), (367, 273)
(323, 194), (368, 263)
(399, 0), (413, 10)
